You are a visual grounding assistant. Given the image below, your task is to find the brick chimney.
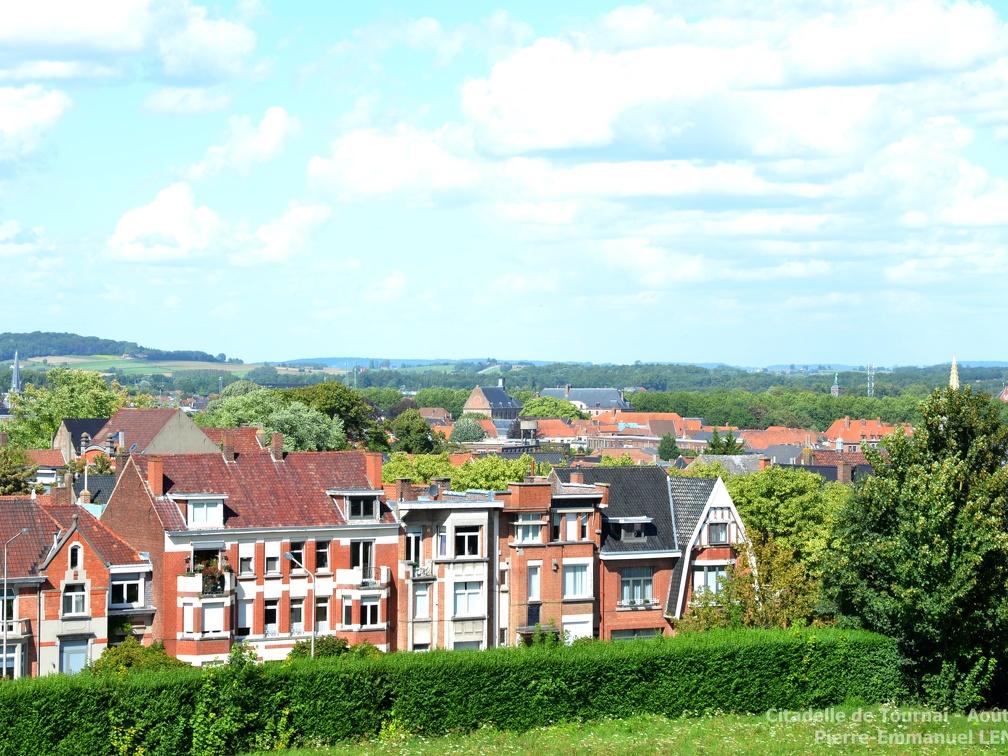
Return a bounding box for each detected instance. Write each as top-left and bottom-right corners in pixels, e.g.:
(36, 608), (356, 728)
(255, 424), (267, 449)
(570, 471), (584, 485)
(365, 452), (383, 489)
(837, 458), (853, 485)
(844, 416), (851, 430)
(221, 430), (235, 463)
(270, 432), (283, 461)
(115, 447), (129, 479)
(395, 477), (410, 502)
(758, 456), (771, 471)
(431, 477), (451, 497)
(801, 447), (814, 466)
(148, 458), (164, 497)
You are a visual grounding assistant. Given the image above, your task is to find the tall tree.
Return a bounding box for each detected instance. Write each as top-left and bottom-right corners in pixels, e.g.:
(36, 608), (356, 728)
(657, 433), (680, 461)
(198, 389), (346, 451)
(0, 445), (40, 496)
(286, 382), (378, 445)
(706, 428), (744, 454)
(824, 386), (1008, 709)
(450, 417), (487, 443)
(520, 396), (589, 420)
(390, 409), (444, 454)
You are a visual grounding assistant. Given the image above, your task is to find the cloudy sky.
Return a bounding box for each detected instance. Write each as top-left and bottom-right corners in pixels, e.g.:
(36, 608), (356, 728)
(3, 0), (1008, 366)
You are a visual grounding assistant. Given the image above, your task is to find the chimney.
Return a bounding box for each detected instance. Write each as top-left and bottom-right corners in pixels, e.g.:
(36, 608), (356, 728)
(148, 458), (164, 497)
(364, 451), (382, 489)
(498, 377), (505, 388)
(79, 490), (91, 505)
(565, 384), (571, 397)
(270, 432), (284, 461)
(431, 477), (451, 497)
(255, 425), (267, 449)
(801, 447), (814, 466)
(118, 430), (126, 448)
(395, 477), (410, 502)
(758, 456), (771, 471)
(837, 459), (853, 485)
(222, 441), (235, 463)
(115, 447), (129, 479)
(570, 471), (584, 485)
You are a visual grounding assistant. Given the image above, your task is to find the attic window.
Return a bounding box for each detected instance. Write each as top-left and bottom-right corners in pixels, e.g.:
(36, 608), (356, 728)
(189, 500), (224, 528)
(348, 497), (378, 520)
(624, 523), (645, 539)
(709, 522), (728, 545)
(69, 544), (82, 569)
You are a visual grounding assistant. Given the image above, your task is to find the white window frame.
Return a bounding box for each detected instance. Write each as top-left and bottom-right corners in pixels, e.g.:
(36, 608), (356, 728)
(437, 526), (448, 558)
(264, 599), (279, 637)
(203, 603), (224, 634)
(515, 514), (542, 544)
(453, 581), (483, 618)
(708, 522), (729, 546)
(406, 529), (422, 564)
(413, 584), (429, 619)
(620, 567), (653, 604)
(183, 602), (194, 634)
(350, 540), (374, 580)
(693, 564), (729, 595)
(315, 540), (330, 572)
(454, 526), (480, 558)
(562, 559), (593, 600)
(237, 599), (253, 637)
(361, 597), (379, 626)
(290, 599), (304, 635)
(527, 562), (541, 602)
(110, 573), (144, 609)
(68, 543), (82, 570)
(188, 499), (223, 528)
(238, 542), (255, 577)
(264, 541), (281, 575)
(315, 597), (329, 633)
(62, 584), (87, 616)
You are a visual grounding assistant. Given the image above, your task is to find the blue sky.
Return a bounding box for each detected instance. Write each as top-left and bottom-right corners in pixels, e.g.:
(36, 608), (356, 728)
(3, 0), (1008, 366)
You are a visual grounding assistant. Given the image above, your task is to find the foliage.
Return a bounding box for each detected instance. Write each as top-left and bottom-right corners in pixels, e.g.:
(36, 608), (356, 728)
(597, 453), (637, 466)
(386, 398), (418, 420)
(381, 453), (456, 484)
(381, 452), (548, 490)
(90, 452), (114, 475)
(0, 444), (41, 496)
(286, 383), (380, 446)
(657, 433), (680, 461)
(414, 388), (470, 419)
(289, 635), (349, 660)
(0, 332), (221, 362)
(0, 630), (903, 754)
(391, 410), (444, 454)
(357, 387), (404, 412)
(88, 636), (189, 676)
(706, 428), (744, 454)
(670, 460), (733, 482)
(198, 388), (346, 451)
(520, 396), (589, 420)
(824, 386), (1008, 709)
(6, 368), (125, 448)
(450, 417), (486, 443)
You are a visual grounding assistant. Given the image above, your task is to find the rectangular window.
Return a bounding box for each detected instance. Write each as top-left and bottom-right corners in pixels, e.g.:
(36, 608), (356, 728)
(362, 598), (379, 626)
(620, 567), (654, 604)
(264, 599), (278, 636)
(237, 599), (253, 637)
(453, 581), (483, 617)
(203, 603), (224, 634)
(350, 540), (374, 580)
(2, 588), (13, 632)
(183, 603), (194, 634)
(551, 513), (561, 542)
(110, 574), (142, 608)
(515, 514), (542, 543)
(315, 597), (329, 633)
(288, 541), (305, 570)
(413, 584), (429, 619)
(437, 526), (448, 558)
(528, 564), (541, 602)
(565, 514), (579, 541)
(581, 513), (589, 541)
(454, 526), (480, 557)
(709, 522), (728, 545)
(693, 565), (728, 595)
(342, 598), (353, 627)
(62, 584), (86, 615)
(349, 497), (377, 519)
(562, 564), (589, 599)
(189, 500), (223, 528)
(406, 530), (422, 564)
(290, 599), (303, 635)
(238, 542), (255, 576)
(265, 542), (280, 575)
(315, 540), (330, 571)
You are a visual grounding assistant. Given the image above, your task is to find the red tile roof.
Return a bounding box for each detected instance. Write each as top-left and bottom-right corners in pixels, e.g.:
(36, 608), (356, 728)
(201, 427), (268, 456)
(534, 419), (578, 438)
(27, 449), (66, 467)
(131, 451), (390, 531)
(807, 449), (874, 467)
(95, 408), (181, 452)
(823, 416), (912, 444)
(738, 426), (824, 451)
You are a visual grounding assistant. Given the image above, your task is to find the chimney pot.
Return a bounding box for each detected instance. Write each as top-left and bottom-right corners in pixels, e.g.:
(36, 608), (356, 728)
(222, 444), (235, 463)
(270, 432), (284, 461)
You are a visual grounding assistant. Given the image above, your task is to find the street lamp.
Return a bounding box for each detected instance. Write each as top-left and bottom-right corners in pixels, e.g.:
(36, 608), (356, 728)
(283, 551), (315, 659)
(3, 528), (29, 680)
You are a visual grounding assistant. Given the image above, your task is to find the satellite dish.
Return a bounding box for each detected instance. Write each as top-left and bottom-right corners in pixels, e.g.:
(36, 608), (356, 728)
(428, 483), (438, 498)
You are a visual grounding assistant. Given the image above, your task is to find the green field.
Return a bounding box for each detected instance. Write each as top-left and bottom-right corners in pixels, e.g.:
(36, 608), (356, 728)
(23, 354), (269, 378)
(250, 706), (1006, 756)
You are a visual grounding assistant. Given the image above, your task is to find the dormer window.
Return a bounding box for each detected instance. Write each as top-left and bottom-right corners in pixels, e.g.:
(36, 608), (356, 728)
(189, 499), (224, 528)
(69, 544), (82, 569)
(709, 522), (728, 545)
(348, 496), (378, 520)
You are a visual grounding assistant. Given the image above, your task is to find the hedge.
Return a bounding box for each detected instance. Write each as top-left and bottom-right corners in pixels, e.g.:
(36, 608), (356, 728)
(0, 629), (904, 755)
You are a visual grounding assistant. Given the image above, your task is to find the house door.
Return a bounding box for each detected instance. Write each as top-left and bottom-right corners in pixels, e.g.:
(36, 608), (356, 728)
(60, 640), (88, 674)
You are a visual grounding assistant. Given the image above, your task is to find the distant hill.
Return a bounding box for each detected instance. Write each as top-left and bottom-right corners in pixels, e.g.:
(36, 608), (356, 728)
(0, 331), (229, 364)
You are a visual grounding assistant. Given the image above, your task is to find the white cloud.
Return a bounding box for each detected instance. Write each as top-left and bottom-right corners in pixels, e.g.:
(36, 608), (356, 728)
(0, 220), (50, 256)
(186, 106), (299, 179)
(155, 1), (257, 79)
(0, 85), (71, 160)
(0, 0), (148, 53)
(109, 182), (329, 265)
(0, 61), (118, 81)
(143, 86), (231, 114)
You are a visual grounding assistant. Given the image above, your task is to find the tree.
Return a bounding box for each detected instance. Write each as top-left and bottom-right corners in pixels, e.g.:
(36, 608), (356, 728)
(450, 416), (486, 443)
(391, 409), (443, 454)
(0, 445), (40, 495)
(199, 389), (346, 451)
(90, 452), (113, 475)
(386, 397), (418, 420)
(286, 383), (378, 445)
(598, 453), (636, 466)
(87, 635), (188, 676)
(414, 388), (469, 419)
(7, 368), (125, 448)
(519, 396), (589, 420)
(657, 433), (680, 461)
(706, 428), (744, 454)
(824, 386), (1008, 709)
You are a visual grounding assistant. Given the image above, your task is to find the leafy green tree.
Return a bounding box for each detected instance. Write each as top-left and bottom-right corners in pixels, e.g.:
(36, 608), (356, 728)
(414, 388), (470, 419)
(90, 452), (114, 475)
(391, 409), (444, 454)
(358, 387), (403, 411)
(0, 445), (40, 495)
(706, 428), (744, 454)
(824, 386), (1008, 709)
(7, 368), (125, 448)
(670, 460), (734, 482)
(288, 635), (348, 660)
(520, 396), (589, 420)
(87, 636), (189, 676)
(657, 433), (680, 461)
(286, 382), (378, 445)
(449, 416), (487, 443)
(598, 453), (636, 466)
(199, 389), (346, 451)
(381, 452), (456, 484)
(453, 453), (544, 490)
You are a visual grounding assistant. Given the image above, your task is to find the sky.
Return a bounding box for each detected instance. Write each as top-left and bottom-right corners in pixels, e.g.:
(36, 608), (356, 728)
(3, 0), (1008, 367)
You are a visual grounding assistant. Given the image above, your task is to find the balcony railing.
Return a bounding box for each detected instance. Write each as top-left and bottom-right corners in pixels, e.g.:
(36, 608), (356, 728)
(201, 573), (226, 596)
(411, 562), (435, 580)
(0, 618), (30, 637)
(617, 598), (660, 609)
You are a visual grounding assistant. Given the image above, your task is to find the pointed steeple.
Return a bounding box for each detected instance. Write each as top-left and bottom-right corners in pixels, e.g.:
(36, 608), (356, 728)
(949, 353), (960, 390)
(10, 350), (20, 393)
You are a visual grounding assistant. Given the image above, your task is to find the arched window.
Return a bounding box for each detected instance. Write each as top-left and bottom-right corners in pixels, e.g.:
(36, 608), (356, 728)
(69, 544), (82, 570)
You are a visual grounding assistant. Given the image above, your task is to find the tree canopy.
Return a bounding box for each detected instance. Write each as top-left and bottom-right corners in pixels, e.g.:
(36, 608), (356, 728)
(824, 386), (1008, 709)
(382, 452), (549, 490)
(657, 433), (680, 461)
(597, 453), (637, 467)
(706, 428), (744, 455)
(450, 416), (486, 443)
(0, 445), (41, 496)
(520, 396), (589, 420)
(285, 383), (379, 445)
(390, 410), (444, 454)
(198, 388), (346, 451)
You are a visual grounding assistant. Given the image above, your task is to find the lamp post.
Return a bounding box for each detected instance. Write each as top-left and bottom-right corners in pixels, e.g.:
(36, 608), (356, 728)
(283, 551), (315, 658)
(3, 528), (29, 680)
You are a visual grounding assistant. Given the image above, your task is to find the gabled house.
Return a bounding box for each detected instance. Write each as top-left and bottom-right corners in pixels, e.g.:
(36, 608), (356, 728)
(0, 494), (153, 678)
(52, 418), (107, 462)
(541, 386), (631, 416)
(462, 378), (522, 420)
(823, 416), (911, 453)
(101, 438), (398, 664)
(26, 449), (66, 491)
(84, 408), (220, 461)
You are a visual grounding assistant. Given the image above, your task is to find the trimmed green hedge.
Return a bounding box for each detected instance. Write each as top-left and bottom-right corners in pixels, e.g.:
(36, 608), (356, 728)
(0, 630), (904, 755)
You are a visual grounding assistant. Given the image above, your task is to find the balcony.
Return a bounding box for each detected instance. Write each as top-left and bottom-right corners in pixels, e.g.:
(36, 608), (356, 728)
(177, 569), (233, 598)
(617, 598), (660, 610)
(337, 565), (391, 589)
(0, 618), (30, 638)
(411, 562), (436, 580)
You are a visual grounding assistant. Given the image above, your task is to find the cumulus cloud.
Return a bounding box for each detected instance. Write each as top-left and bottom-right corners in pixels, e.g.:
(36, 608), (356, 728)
(186, 106), (299, 178)
(143, 86), (231, 114)
(109, 182), (328, 264)
(0, 85), (71, 160)
(0, 220), (51, 256)
(155, 1), (257, 79)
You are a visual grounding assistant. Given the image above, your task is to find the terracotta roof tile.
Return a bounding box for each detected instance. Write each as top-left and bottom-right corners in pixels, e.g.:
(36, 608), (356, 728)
(823, 416), (913, 444)
(95, 408), (182, 452)
(202, 427), (268, 456)
(533, 419), (577, 438)
(738, 427), (825, 451)
(27, 449), (66, 467)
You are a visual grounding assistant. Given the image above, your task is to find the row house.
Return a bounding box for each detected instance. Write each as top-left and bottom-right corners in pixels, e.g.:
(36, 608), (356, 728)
(101, 437), (398, 664)
(0, 493), (153, 678)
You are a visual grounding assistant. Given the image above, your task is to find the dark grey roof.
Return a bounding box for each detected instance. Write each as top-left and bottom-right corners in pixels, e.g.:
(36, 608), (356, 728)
(665, 476), (719, 616)
(497, 450), (565, 466)
(478, 386), (521, 410)
(62, 418), (108, 453)
(553, 467), (677, 556)
(778, 463), (873, 483)
(73, 474), (118, 506)
(760, 444), (804, 465)
(690, 455), (760, 475)
(492, 420), (513, 436)
(541, 387), (630, 410)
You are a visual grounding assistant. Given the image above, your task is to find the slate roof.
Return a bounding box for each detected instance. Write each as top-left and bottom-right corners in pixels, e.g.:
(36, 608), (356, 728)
(778, 463), (874, 482)
(61, 418), (108, 454)
(130, 451), (393, 532)
(759, 444), (804, 465)
(690, 455), (761, 475)
(541, 387), (630, 411)
(477, 386), (521, 410)
(73, 474), (118, 506)
(496, 450), (565, 466)
(552, 467), (678, 556)
(665, 476), (719, 616)
(95, 408), (181, 452)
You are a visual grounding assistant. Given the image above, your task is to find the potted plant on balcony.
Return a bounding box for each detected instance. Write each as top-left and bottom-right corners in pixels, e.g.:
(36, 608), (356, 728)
(202, 561), (225, 595)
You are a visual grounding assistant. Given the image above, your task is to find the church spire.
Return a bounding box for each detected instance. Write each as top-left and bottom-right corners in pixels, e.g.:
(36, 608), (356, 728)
(949, 353), (959, 390)
(9, 350), (19, 393)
